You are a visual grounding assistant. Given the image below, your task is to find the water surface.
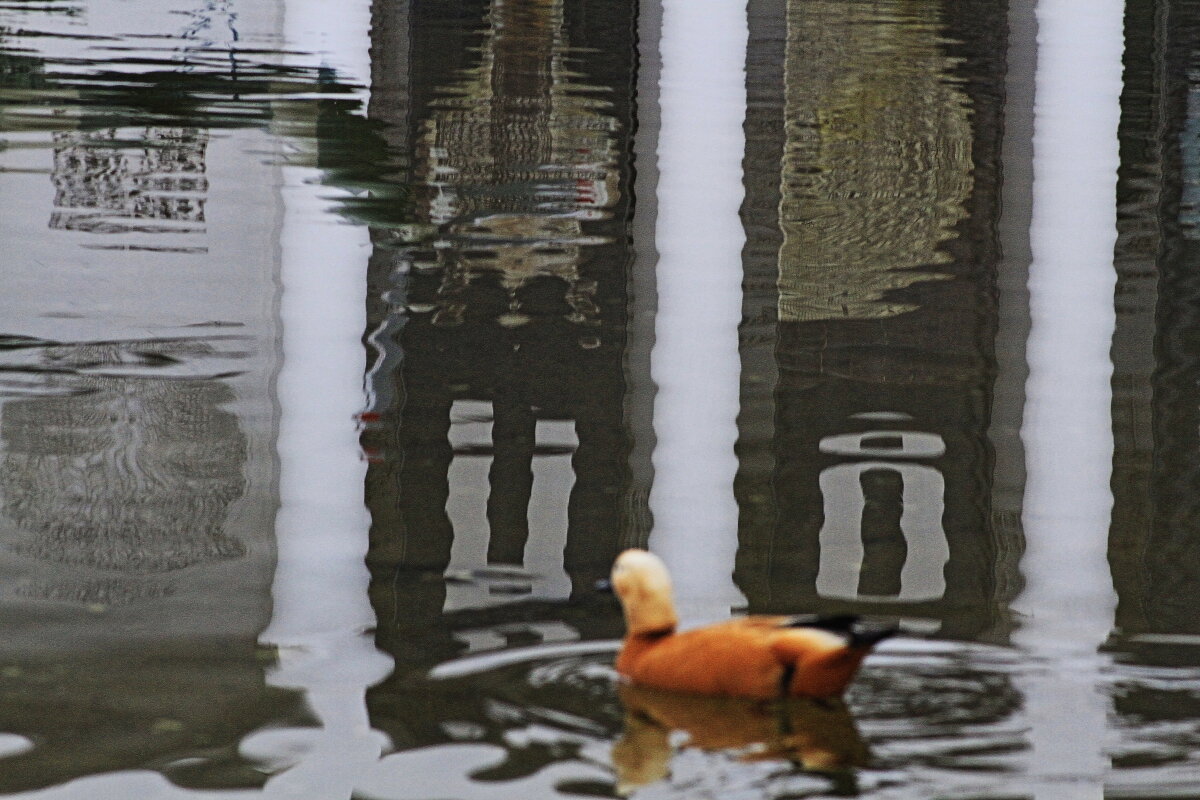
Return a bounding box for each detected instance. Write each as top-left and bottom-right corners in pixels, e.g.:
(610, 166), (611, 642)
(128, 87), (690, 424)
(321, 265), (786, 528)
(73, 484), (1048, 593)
(2, 0), (1200, 797)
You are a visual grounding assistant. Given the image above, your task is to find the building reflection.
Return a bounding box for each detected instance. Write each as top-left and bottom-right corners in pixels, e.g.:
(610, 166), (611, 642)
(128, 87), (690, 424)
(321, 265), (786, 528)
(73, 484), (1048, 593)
(361, 0), (636, 747)
(0, 334), (289, 792)
(735, 0), (1014, 640)
(1, 342), (246, 576)
(1110, 0), (1200, 652)
(776, 3), (969, 322)
(0, 25), (306, 789)
(50, 128), (208, 241)
(1107, 0), (1200, 770)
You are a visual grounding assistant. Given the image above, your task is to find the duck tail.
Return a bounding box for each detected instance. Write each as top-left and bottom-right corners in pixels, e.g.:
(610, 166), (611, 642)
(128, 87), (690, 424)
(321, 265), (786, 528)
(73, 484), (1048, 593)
(848, 623), (897, 650)
(782, 613), (860, 632)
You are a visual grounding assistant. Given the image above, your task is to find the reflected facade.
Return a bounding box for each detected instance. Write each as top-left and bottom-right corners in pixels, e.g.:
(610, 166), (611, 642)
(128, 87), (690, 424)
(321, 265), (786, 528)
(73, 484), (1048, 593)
(361, 0), (638, 755)
(0, 2), (309, 790)
(1110, 0), (1200, 649)
(1108, 0), (1200, 784)
(735, 0), (1013, 639)
(50, 128), (208, 242)
(8, 0), (1200, 795)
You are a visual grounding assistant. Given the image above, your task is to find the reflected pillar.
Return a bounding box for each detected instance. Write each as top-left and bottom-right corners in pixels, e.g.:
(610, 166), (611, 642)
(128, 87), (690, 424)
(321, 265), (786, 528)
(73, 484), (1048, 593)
(648, 0), (749, 619)
(1012, 0), (1123, 792)
(257, 0), (392, 794)
(622, 0), (662, 551)
(988, 0), (1036, 636)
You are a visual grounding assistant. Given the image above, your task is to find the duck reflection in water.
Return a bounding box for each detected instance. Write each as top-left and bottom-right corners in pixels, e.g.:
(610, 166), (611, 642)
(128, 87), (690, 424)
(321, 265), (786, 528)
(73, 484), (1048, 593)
(612, 684), (869, 793)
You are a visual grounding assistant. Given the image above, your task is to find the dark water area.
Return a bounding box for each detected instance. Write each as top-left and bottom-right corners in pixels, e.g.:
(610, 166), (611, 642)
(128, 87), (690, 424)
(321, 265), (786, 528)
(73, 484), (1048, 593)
(1, 0), (1200, 797)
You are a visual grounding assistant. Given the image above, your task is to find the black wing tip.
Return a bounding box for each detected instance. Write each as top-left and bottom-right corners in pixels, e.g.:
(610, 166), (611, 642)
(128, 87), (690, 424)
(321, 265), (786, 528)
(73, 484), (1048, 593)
(782, 613), (859, 632)
(783, 614), (899, 648)
(849, 624), (898, 649)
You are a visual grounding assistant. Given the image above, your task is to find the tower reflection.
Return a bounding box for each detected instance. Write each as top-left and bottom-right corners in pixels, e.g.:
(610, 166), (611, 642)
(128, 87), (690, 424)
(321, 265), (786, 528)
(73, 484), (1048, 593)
(1107, 0), (1200, 777)
(736, 0), (1014, 639)
(0, 67), (297, 786)
(361, 0), (637, 750)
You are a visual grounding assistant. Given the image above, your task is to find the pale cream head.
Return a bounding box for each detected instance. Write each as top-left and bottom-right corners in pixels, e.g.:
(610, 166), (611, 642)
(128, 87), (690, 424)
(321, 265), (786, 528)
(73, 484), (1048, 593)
(611, 549), (679, 635)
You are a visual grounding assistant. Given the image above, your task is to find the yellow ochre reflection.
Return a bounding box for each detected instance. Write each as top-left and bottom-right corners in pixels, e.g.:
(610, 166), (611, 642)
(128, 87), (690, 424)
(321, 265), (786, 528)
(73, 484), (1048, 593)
(779, 0), (971, 320)
(613, 684), (868, 793)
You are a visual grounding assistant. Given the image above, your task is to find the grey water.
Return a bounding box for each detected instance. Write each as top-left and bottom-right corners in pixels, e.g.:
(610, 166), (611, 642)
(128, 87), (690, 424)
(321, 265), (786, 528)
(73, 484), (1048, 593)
(0, 0), (1197, 797)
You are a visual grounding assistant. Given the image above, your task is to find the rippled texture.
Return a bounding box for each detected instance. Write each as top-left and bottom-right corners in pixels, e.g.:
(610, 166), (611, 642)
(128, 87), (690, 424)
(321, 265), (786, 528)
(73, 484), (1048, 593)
(356, 642), (1028, 800)
(1105, 0), (1200, 794)
(0, 1), (335, 792)
(779, 1), (969, 321)
(736, 0), (1008, 640)
(358, 0), (636, 626)
(3, 0), (1200, 797)
(2, 339), (249, 574)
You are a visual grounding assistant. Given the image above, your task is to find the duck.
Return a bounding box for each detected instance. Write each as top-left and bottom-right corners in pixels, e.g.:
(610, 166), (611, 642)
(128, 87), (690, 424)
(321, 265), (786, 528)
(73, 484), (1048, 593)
(610, 548), (896, 699)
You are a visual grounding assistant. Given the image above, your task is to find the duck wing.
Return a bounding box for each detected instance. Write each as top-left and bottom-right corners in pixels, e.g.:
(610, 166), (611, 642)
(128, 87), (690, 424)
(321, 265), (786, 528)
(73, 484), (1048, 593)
(778, 614), (897, 649)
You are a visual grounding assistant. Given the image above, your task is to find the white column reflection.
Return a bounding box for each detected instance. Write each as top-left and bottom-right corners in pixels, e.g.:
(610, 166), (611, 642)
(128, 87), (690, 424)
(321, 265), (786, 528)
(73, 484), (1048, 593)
(648, 0), (749, 620)
(254, 0), (392, 795)
(442, 402), (575, 611)
(1014, 0), (1123, 794)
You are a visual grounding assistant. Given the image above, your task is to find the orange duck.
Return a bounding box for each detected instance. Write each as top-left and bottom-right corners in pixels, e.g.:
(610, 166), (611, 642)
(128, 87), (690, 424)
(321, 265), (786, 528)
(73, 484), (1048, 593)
(611, 549), (895, 699)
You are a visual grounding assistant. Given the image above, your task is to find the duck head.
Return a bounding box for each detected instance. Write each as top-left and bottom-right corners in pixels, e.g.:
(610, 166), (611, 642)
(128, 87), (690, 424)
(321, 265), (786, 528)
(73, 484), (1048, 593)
(611, 549), (679, 636)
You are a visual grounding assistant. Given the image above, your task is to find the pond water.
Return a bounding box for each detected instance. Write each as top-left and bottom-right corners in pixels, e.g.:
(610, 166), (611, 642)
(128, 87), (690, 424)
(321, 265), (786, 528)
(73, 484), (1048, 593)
(0, 0), (1198, 797)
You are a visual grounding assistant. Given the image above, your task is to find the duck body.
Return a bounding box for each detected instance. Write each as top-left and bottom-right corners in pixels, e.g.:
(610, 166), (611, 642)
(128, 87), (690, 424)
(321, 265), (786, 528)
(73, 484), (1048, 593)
(616, 616), (876, 698)
(611, 549), (894, 699)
